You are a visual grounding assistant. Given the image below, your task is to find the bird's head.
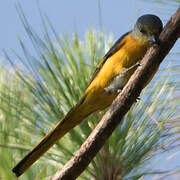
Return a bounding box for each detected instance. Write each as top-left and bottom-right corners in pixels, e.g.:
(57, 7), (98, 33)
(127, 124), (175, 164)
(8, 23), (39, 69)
(132, 14), (163, 44)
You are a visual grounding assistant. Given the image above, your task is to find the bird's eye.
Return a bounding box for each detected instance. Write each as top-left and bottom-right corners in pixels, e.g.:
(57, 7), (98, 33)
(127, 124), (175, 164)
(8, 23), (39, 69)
(140, 29), (146, 34)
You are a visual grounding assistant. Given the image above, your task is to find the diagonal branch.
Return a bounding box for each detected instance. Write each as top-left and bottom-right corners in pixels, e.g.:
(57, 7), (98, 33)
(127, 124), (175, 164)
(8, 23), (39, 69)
(51, 7), (180, 180)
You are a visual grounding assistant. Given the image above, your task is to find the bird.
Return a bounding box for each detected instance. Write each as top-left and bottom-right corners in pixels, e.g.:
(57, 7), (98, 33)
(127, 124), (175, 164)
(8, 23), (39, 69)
(12, 14), (163, 177)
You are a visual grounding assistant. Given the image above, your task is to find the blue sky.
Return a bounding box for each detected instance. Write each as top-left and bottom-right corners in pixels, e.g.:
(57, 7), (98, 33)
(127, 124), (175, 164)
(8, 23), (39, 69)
(1, 0), (175, 58)
(0, 0), (179, 177)
(0, 0), (179, 63)
(0, 0), (132, 57)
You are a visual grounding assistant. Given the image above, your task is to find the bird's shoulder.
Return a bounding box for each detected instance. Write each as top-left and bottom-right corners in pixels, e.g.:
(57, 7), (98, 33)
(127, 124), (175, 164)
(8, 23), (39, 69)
(87, 31), (131, 86)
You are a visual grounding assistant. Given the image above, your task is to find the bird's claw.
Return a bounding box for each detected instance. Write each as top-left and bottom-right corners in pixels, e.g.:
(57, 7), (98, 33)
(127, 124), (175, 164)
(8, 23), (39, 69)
(135, 97), (141, 102)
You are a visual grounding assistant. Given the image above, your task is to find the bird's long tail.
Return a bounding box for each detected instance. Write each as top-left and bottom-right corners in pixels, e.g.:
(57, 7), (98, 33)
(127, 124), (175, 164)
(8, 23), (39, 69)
(12, 96), (91, 177)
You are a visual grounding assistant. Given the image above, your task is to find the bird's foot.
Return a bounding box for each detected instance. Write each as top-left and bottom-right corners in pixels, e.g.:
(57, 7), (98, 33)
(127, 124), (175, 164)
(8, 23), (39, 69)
(135, 97), (141, 102)
(104, 87), (122, 94)
(119, 61), (141, 77)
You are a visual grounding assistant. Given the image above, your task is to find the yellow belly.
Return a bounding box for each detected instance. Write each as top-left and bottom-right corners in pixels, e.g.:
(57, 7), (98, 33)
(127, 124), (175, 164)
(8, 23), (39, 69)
(84, 34), (151, 111)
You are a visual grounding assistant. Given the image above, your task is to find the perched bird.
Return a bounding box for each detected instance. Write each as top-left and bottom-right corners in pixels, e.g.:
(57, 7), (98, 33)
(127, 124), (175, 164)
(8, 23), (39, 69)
(12, 14), (163, 177)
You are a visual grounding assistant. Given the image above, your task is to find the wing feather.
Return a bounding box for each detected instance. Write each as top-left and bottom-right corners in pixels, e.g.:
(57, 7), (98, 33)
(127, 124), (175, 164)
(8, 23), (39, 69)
(88, 31), (130, 86)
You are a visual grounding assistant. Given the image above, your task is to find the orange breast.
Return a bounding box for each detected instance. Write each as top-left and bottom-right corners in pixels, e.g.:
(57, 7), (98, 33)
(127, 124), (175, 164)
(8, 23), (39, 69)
(88, 34), (150, 90)
(84, 33), (151, 110)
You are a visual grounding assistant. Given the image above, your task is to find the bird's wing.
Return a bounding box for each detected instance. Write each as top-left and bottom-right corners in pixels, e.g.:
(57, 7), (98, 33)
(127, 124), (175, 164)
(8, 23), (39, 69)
(88, 31), (130, 86)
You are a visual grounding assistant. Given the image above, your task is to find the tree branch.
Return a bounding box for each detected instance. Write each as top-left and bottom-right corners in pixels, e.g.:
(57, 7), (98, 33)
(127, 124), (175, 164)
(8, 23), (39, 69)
(51, 7), (180, 180)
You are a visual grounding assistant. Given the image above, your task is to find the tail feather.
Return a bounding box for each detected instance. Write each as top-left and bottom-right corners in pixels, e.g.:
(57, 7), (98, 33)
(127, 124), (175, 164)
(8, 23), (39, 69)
(12, 97), (88, 177)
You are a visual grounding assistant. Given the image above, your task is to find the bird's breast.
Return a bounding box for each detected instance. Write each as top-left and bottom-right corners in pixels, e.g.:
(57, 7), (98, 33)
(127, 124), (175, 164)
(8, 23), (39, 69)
(85, 33), (151, 109)
(120, 34), (151, 68)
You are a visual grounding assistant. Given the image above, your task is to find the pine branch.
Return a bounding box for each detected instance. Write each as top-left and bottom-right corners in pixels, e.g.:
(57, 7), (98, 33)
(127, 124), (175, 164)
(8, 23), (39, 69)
(51, 7), (180, 180)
